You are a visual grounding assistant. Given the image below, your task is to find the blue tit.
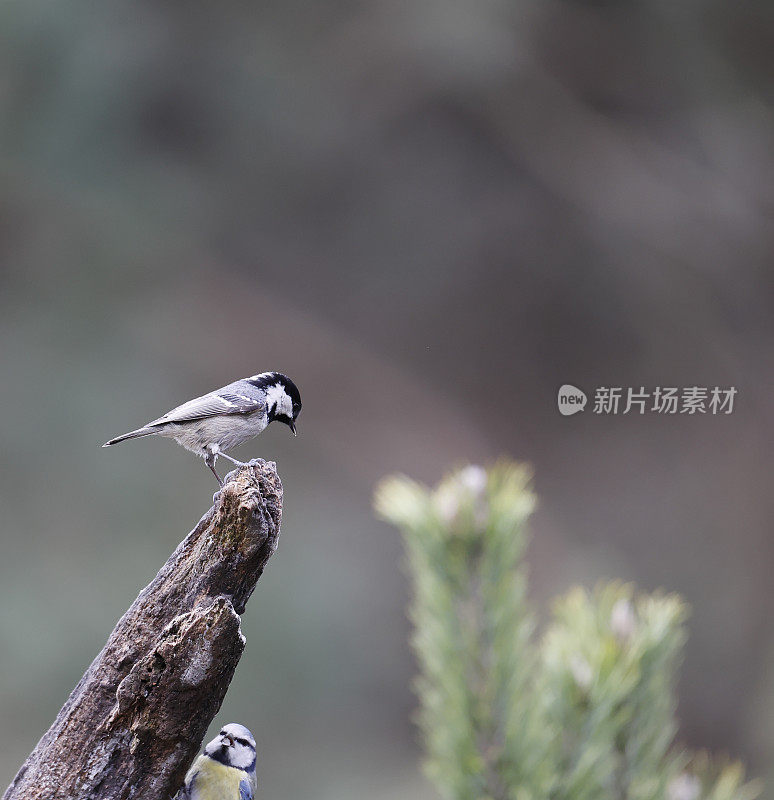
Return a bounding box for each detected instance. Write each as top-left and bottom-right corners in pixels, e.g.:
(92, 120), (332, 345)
(176, 723), (257, 800)
(103, 372), (302, 485)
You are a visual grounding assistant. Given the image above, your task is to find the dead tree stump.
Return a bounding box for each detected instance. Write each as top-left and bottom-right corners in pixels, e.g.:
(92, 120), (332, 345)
(3, 460), (283, 800)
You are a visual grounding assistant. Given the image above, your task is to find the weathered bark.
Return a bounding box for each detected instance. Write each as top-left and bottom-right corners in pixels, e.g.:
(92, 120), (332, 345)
(4, 460), (283, 800)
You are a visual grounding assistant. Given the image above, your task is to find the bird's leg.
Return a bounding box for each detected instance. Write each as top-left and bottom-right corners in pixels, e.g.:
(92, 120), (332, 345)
(204, 450), (223, 486)
(218, 452), (249, 467)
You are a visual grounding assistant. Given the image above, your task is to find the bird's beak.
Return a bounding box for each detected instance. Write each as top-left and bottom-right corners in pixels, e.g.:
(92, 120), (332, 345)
(289, 420), (297, 436)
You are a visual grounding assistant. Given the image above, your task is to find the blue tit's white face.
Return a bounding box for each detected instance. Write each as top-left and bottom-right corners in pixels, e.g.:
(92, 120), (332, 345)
(204, 723), (256, 773)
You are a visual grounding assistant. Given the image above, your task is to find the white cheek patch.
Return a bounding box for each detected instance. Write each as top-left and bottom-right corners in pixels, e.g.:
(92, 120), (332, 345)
(265, 383), (293, 417)
(230, 744), (256, 770)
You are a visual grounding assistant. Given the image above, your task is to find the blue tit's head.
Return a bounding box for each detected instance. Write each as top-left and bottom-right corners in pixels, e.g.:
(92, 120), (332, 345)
(203, 723), (256, 773)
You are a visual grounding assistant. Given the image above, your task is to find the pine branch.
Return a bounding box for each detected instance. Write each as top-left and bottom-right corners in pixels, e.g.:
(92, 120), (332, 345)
(3, 460), (282, 800)
(375, 461), (760, 800)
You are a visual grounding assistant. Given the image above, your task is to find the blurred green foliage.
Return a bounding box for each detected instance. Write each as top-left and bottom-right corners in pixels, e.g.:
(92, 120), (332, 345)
(376, 463), (760, 800)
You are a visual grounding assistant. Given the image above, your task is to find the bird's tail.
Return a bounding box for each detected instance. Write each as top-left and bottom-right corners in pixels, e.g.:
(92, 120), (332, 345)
(102, 427), (157, 447)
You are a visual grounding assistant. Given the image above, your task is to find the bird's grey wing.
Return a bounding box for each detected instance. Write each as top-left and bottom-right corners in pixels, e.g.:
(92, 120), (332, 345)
(239, 778), (254, 800)
(147, 390), (265, 427)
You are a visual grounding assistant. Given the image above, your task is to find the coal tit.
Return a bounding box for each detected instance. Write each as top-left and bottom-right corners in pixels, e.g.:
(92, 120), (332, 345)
(103, 372), (301, 484)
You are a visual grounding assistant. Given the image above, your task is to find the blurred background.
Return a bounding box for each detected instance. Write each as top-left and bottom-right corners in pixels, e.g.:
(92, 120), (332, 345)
(1, 0), (773, 796)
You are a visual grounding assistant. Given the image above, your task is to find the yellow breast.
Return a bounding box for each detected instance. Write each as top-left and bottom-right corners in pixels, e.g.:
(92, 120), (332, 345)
(187, 756), (246, 799)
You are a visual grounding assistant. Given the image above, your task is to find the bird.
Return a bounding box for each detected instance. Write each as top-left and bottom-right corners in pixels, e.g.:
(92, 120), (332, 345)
(102, 372), (301, 485)
(175, 723), (257, 800)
